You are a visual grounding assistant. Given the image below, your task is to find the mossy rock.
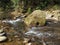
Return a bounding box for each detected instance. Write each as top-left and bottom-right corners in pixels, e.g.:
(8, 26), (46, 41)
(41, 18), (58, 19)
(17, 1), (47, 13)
(24, 10), (46, 27)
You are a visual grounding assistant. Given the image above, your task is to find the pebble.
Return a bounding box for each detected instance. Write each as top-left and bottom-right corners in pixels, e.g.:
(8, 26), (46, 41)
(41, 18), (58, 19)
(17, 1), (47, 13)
(0, 32), (5, 36)
(0, 36), (7, 42)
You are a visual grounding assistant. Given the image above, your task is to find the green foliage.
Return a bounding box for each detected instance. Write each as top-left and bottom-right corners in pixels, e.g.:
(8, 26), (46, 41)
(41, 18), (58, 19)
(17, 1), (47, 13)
(0, 0), (14, 11)
(21, 0), (55, 13)
(11, 0), (19, 9)
(0, 0), (60, 13)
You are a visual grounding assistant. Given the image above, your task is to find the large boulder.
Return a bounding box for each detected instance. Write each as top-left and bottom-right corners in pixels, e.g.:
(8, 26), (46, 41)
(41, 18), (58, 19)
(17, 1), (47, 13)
(24, 10), (46, 27)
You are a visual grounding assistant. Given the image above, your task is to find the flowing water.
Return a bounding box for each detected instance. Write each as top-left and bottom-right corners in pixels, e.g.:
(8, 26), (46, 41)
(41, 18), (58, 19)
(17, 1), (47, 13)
(1, 17), (60, 45)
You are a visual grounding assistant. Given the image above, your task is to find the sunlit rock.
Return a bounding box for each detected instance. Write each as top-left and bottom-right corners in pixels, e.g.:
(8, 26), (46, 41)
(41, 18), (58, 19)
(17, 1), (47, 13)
(24, 10), (46, 27)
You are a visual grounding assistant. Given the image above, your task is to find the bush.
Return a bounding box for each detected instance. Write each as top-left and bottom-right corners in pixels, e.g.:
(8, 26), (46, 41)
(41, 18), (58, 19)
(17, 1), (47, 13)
(21, 0), (55, 13)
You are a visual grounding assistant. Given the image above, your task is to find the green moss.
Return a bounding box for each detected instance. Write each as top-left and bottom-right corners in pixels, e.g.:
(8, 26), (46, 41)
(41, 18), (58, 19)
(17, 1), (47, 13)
(24, 10), (46, 27)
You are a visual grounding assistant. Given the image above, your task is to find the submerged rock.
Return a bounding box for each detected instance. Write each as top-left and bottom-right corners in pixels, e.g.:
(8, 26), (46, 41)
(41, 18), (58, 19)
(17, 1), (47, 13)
(24, 10), (46, 27)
